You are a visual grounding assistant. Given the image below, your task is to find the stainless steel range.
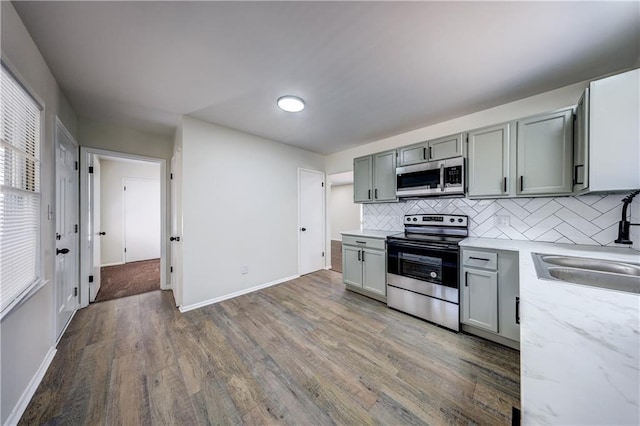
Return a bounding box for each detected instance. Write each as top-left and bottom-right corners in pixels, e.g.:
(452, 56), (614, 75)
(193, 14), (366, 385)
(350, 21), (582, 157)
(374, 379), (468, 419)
(386, 214), (468, 331)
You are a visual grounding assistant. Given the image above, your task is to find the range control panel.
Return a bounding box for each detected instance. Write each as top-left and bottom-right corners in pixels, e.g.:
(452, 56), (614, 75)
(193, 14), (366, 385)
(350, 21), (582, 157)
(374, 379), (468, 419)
(404, 214), (468, 227)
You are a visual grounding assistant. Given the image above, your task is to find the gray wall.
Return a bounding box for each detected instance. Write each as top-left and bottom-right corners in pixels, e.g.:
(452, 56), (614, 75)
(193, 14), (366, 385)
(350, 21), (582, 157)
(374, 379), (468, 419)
(0, 2), (78, 423)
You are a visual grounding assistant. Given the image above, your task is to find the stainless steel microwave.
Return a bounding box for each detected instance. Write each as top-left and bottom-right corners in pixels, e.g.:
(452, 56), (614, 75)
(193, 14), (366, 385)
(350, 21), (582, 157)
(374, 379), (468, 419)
(396, 157), (465, 197)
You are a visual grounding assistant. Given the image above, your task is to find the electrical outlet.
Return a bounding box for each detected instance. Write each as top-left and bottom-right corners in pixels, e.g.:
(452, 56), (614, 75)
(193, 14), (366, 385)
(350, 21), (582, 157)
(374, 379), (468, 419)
(494, 215), (510, 228)
(241, 265), (249, 275)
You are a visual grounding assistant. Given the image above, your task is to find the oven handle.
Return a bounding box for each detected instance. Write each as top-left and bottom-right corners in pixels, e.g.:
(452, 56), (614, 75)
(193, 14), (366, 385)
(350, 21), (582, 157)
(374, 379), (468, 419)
(387, 240), (459, 253)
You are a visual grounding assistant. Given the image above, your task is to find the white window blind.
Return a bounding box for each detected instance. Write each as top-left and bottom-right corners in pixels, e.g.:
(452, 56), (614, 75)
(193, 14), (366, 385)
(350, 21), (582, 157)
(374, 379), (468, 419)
(0, 64), (42, 313)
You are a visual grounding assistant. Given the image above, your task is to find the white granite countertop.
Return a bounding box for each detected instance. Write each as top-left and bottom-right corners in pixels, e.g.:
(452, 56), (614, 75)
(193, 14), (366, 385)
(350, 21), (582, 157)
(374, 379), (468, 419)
(461, 238), (639, 425)
(341, 229), (399, 239)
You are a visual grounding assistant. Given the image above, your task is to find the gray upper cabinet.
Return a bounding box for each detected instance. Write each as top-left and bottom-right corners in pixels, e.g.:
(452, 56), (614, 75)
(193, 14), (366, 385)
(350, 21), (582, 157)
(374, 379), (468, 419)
(573, 88), (589, 193)
(516, 109), (573, 195)
(398, 142), (427, 166)
(353, 149), (397, 203)
(467, 123), (510, 198)
(373, 150), (397, 201)
(428, 133), (464, 161)
(353, 156), (373, 202)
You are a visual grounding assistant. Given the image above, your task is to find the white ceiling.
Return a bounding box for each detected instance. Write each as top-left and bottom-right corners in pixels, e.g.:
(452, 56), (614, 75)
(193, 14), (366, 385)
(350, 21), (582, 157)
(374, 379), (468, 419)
(13, 1), (640, 154)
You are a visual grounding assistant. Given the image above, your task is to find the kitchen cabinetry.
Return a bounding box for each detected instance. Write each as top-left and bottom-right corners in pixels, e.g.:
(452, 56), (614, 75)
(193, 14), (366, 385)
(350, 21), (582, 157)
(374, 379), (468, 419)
(461, 248), (520, 348)
(397, 132), (464, 167)
(342, 234), (387, 301)
(353, 149), (397, 203)
(516, 109), (573, 195)
(467, 123), (510, 198)
(573, 88), (589, 192)
(466, 109), (573, 199)
(428, 133), (464, 161)
(586, 68), (640, 192)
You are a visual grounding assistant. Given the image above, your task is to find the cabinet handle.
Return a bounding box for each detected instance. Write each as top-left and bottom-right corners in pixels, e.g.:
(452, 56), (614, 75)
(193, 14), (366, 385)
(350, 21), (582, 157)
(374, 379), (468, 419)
(355, 241), (367, 244)
(358, 250), (361, 261)
(368, 189), (371, 200)
(573, 165), (584, 185)
(519, 176), (524, 192)
(464, 271), (468, 287)
(516, 297), (520, 325)
(429, 146), (433, 159)
(361, 250), (365, 262)
(469, 256), (490, 262)
(423, 147), (427, 160)
(503, 177), (507, 193)
(375, 188), (378, 199)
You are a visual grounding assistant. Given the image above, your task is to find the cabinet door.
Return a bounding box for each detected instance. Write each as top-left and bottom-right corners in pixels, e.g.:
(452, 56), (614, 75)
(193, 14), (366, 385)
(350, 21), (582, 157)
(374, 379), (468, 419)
(362, 248), (386, 297)
(467, 123), (510, 197)
(573, 89), (589, 192)
(589, 69), (640, 192)
(373, 150), (397, 202)
(516, 109), (573, 195)
(353, 156), (373, 203)
(461, 268), (498, 332)
(398, 143), (427, 166)
(343, 246), (363, 287)
(428, 133), (463, 161)
(497, 250), (520, 342)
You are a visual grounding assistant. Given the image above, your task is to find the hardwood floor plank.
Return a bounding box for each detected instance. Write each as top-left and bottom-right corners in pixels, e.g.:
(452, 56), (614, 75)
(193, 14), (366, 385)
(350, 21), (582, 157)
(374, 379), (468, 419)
(20, 271), (520, 425)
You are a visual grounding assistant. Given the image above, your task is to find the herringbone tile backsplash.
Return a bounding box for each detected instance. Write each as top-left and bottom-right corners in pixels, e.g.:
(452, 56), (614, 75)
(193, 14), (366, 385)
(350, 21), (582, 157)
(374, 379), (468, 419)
(363, 194), (640, 250)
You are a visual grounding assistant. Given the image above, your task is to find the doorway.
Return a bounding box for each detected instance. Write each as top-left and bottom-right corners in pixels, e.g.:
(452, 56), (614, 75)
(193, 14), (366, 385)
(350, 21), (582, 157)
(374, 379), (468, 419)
(79, 148), (167, 307)
(298, 168), (326, 275)
(328, 171), (362, 273)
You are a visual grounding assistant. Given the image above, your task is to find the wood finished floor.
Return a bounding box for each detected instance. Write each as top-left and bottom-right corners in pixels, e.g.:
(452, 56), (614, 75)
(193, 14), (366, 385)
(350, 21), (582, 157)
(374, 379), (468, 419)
(20, 270), (520, 425)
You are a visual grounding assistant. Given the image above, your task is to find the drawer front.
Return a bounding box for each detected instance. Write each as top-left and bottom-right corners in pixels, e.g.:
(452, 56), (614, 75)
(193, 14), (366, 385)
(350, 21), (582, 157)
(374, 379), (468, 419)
(462, 249), (498, 270)
(342, 235), (386, 251)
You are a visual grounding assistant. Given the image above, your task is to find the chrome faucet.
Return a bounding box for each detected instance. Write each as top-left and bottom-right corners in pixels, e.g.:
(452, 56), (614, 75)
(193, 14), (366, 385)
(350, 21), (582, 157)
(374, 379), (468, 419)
(614, 189), (640, 245)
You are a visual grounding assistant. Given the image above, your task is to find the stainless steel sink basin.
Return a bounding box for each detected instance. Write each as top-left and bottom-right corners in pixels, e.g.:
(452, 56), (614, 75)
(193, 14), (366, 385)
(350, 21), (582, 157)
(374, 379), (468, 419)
(540, 255), (640, 276)
(532, 253), (640, 294)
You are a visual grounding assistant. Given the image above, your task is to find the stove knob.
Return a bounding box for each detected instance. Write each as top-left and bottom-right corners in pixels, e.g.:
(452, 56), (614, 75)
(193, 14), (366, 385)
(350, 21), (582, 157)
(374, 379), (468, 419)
(406, 218), (411, 222)
(412, 217), (418, 221)
(450, 218), (455, 223)
(458, 218), (463, 223)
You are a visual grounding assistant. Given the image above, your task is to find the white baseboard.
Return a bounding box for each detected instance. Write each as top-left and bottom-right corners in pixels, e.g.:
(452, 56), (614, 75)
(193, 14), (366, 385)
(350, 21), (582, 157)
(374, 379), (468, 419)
(179, 274), (300, 313)
(100, 261), (124, 267)
(4, 346), (56, 426)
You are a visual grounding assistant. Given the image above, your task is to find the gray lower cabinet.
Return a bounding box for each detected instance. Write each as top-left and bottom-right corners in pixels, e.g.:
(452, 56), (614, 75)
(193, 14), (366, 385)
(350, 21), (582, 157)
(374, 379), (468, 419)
(460, 248), (520, 348)
(342, 235), (386, 301)
(353, 149), (397, 203)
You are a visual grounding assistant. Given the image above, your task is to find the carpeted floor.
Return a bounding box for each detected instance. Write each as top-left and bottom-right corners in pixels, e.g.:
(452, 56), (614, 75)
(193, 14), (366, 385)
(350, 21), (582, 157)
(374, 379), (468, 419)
(95, 259), (160, 302)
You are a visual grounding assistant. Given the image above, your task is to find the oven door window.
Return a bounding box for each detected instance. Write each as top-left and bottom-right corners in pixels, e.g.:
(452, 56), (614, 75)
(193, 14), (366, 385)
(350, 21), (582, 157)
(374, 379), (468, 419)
(388, 242), (459, 289)
(397, 168), (440, 189)
(398, 253), (442, 285)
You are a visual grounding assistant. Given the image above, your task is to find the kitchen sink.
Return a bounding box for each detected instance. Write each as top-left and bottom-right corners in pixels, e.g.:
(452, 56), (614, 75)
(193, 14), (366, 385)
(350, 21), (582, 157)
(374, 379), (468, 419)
(532, 253), (640, 295)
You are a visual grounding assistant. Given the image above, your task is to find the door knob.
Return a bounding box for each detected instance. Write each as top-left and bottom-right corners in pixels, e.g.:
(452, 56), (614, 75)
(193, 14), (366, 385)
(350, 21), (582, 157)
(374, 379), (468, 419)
(301, 228), (306, 232)
(56, 248), (70, 255)
(98, 232), (106, 236)
(170, 236), (181, 242)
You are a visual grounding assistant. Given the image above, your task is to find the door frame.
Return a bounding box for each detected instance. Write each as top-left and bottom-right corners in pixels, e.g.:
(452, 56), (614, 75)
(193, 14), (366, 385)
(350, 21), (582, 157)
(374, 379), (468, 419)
(79, 147), (168, 308)
(54, 117), (79, 341)
(297, 168), (327, 275)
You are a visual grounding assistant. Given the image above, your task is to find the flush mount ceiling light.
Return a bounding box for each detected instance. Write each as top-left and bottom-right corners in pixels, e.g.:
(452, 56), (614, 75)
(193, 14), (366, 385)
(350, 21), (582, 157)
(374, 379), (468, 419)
(277, 95), (305, 113)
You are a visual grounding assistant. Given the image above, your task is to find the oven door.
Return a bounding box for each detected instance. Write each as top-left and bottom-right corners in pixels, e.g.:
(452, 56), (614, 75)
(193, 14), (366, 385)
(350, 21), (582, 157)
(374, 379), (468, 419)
(387, 240), (459, 303)
(396, 162), (443, 197)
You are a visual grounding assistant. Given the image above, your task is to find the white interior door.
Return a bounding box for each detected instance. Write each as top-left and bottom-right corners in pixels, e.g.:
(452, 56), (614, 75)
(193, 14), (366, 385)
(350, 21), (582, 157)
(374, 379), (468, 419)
(89, 156), (101, 301)
(299, 169), (325, 275)
(123, 178), (160, 263)
(55, 121), (78, 340)
(170, 149), (182, 305)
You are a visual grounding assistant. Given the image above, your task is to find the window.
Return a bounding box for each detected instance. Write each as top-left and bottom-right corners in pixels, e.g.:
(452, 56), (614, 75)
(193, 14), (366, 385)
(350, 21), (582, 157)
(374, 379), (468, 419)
(0, 64), (42, 315)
